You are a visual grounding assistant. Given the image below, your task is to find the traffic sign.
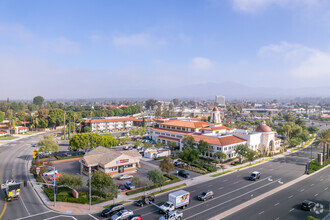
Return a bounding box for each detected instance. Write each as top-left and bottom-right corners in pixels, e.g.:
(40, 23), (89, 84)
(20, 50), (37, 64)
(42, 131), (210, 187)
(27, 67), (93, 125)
(32, 156), (36, 159)
(36, 167), (40, 171)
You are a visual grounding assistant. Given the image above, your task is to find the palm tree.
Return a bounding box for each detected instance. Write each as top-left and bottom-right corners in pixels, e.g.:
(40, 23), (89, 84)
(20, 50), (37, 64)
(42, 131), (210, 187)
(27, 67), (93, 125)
(314, 129), (330, 163)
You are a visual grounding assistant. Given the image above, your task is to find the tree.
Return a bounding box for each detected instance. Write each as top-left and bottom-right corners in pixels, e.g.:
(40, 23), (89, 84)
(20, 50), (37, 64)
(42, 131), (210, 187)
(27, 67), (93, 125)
(197, 140), (209, 155)
(159, 156), (175, 174)
(155, 142), (163, 148)
(143, 142), (152, 149)
(38, 135), (60, 152)
(0, 111), (4, 122)
(179, 148), (200, 164)
(133, 140), (142, 146)
(48, 108), (64, 127)
(246, 149), (256, 164)
(131, 176), (142, 187)
(314, 129), (330, 162)
(235, 144), (249, 163)
(145, 99), (158, 110)
(57, 174), (83, 189)
(89, 170), (113, 192)
(33, 96), (44, 107)
(214, 151), (227, 162)
(308, 126), (318, 134)
(147, 169), (167, 191)
(167, 141), (177, 151)
(172, 98), (180, 106)
(102, 136), (118, 148)
(182, 135), (195, 149)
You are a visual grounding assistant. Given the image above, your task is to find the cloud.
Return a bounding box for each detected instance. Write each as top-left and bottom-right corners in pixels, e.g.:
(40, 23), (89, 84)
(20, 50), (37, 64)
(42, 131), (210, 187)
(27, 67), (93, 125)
(40, 37), (80, 54)
(258, 41), (330, 80)
(231, 0), (322, 13)
(189, 57), (214, 71)
(112, 33), (166, 48)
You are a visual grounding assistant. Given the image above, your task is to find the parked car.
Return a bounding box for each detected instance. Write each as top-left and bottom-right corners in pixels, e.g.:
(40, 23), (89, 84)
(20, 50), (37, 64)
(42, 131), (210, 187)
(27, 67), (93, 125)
(49, 174), (62, 181)
(197, 190), (214, 201)
(127, 215), (142, 220)
(148, 140), (156, 144)
(249, 171), (261, 181)
(174, 161), (183, 166)
(178, 170), (190, 178)
(123, 146), (130, 150)
(135, 195), (155, 207)
(100, 203), (124, 217)
(118, 184), (127, 192)
(111, 210), (134, 220)
(64, 152), (72, 157)
(118, 174), (133, 180)
(125, 181), (136, 190)
(301, 200), (316, 211)
(43, 170), (58, 176)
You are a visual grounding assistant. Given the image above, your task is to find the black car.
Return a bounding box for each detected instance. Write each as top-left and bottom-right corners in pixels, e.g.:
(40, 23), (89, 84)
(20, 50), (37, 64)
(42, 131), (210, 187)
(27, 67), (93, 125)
(135, 195), (155, 207)
(100, 203), (124, 217)
(197, 190), (214, 201)
(301, 200), (315, 211)
(249, 171), (261, 181)
(178, 170), (190, 178)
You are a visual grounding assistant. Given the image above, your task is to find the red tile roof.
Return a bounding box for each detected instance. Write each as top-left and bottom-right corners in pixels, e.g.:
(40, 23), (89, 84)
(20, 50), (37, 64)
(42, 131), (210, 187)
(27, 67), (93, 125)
(18, 126), (28, 130)
(160, 120), (213, 129)
(0, 130), (7, 134)
(83, 118), (135, 123)
(192, 134), (246, 146)
(201, 125), (233, 131)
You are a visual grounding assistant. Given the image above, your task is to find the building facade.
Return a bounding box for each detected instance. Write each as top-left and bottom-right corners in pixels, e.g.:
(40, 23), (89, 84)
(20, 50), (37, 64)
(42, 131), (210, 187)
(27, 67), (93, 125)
(215, 95), (225, 106)
(80, 117), (134, 133)
(80, 146), (142, 176)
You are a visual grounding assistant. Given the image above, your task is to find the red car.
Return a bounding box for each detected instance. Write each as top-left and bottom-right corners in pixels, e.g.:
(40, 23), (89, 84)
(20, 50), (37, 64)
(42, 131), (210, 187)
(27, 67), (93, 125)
(49, 174), (62, 181)
(118, 184), (127, 192)
(127, 215), (142, 220)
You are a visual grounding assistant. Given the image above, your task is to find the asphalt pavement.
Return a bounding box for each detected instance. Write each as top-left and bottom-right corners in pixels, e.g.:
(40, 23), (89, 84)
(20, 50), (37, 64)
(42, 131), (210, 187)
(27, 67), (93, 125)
(223, 166), (330, 220)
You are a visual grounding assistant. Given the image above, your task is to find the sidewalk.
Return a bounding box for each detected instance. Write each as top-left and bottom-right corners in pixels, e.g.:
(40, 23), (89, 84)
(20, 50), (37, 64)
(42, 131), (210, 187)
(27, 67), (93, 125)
(32, 139), (315, 215)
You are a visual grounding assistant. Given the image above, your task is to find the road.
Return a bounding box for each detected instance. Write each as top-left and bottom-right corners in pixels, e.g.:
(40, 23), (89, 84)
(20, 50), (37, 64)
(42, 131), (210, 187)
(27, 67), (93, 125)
(0, 133), (97, 220)
(224, 166), (330, 220)
(121, 144), (324, 220)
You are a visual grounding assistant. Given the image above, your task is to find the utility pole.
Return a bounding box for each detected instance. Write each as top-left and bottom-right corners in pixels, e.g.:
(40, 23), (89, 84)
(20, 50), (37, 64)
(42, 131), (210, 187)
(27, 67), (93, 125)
(73, 113), (76, 134)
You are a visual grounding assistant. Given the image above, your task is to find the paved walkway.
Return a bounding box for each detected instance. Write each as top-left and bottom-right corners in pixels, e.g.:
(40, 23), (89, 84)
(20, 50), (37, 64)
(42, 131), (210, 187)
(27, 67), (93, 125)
(31, 139), (316, 215)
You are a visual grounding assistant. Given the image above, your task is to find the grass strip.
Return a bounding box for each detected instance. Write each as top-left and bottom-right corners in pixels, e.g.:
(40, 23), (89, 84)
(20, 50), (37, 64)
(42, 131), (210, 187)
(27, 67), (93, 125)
(291, 137), (315, 152)
(211, 170), (234, 177)
(307, 156), (330, 174)
(0, 135), (19, 140)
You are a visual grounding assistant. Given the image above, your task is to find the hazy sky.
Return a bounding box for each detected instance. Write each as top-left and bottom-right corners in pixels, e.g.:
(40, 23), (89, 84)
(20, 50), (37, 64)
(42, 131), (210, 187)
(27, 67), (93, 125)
(1, 0), (330, 99)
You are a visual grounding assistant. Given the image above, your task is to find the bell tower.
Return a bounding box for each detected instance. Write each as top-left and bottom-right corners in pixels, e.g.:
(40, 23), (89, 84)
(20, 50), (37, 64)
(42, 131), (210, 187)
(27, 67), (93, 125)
(210, 107), (221, 124)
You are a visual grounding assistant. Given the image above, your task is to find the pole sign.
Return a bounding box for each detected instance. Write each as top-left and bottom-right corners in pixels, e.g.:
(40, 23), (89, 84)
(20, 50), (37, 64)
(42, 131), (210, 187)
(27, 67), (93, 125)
(33, 155), (36, 159)
(36, 167), (40, 174)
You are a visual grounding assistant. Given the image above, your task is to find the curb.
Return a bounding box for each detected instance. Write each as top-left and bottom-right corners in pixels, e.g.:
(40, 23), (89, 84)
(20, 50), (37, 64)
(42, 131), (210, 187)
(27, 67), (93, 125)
(210, 163), (330, 220)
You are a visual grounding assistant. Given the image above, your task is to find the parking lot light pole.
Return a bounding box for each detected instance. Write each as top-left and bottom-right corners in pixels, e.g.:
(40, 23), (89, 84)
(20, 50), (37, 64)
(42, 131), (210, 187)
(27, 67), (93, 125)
(54, 166), (56, 207)
(89, 169), (91, 210)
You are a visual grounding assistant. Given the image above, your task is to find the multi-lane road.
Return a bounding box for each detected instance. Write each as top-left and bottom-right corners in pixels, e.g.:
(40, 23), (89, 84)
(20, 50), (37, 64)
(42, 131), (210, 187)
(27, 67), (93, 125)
(0, 122), (328, 220)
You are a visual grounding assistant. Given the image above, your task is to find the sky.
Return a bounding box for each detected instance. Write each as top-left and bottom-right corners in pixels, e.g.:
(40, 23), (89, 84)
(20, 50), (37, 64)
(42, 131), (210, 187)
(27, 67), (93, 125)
(1, 0), (330, 99)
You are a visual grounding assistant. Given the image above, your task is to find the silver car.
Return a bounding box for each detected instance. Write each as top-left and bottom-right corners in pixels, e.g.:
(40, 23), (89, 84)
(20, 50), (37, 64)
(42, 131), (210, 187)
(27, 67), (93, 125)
(111, 210), (134, 220)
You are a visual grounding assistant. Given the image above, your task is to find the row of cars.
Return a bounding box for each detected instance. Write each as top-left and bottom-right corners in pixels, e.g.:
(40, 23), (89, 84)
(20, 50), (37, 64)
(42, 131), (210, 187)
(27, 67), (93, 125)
(101, 204), (141, 220)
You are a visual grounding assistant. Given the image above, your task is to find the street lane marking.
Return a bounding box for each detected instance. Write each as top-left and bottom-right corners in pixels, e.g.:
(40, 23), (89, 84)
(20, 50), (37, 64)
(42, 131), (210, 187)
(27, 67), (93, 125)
(44, 215), (77, 220)
(320, 179), (324, 181)
(184, 178), (281, 219)
(208, 184), (213, 187)
(233, 181), (239, 184)
(275, 218), (279, 220)
(325, 187), (328, 191)
(88, 214), (99, 220)
(289, 208), (294, 212)
(311, 184), (314, 186)
(258, 211), (264, 215)
(222, 179), (228, 182)
(218, 187), (224, 190)
(191, 190), (196, 193)
(300, 189), (305, 192)
(274, 202), (280, 206)
(15, 210), (52, 219)
(288, 195), (293, 198)
(0, 202), (7, 219)
(314, 193), (318, 197)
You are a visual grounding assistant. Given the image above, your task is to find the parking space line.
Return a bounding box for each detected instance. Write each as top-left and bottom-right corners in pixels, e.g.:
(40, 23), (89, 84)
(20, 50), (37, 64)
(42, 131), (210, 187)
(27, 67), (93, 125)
(88, 214), (99, 220)
(288, 195), (293, 198)
(258, 211), (264, 215)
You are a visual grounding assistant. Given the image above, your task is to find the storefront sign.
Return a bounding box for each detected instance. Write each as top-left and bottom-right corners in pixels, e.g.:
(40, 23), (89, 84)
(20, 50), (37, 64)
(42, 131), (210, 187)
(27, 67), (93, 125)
(120, 159), (129, 163)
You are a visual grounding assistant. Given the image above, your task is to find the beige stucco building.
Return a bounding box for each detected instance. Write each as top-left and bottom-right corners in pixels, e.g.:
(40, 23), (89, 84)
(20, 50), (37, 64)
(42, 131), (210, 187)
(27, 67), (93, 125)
(80, 146), (142, 176)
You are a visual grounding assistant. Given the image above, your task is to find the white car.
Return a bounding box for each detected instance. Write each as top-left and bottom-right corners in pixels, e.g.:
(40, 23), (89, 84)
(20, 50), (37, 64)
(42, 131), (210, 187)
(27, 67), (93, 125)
(118, 174), (133, 180)
(43, 170), (58, 176)
(159, 211), (183, 220)
(111, 210), (134, 220)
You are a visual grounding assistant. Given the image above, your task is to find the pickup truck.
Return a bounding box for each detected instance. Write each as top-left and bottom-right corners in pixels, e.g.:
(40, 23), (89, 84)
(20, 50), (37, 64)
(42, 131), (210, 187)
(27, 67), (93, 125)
(159, 210), (183, 220)
(159, 190), (190, 213)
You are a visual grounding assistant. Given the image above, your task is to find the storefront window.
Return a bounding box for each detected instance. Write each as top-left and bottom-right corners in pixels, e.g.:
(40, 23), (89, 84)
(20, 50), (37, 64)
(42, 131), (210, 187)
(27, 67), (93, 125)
(108, 166), (117, 171)
(124, 164), (133, 168)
